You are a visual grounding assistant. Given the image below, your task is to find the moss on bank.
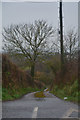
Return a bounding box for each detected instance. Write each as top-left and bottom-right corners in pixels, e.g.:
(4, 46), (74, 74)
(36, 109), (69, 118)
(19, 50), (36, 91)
(2, 87), (41, 101)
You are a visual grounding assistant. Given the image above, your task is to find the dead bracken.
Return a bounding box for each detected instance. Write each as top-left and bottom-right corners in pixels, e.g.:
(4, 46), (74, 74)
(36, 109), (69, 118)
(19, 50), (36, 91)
(34, 91), (45, 98)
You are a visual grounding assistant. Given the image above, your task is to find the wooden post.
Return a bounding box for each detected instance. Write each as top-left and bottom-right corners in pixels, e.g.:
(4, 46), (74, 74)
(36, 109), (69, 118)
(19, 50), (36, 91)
(59, 0), (64, 70)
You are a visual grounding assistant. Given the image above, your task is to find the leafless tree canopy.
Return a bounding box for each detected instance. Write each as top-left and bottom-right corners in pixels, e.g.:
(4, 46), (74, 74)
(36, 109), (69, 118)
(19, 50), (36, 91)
(64, 29), (78, 60)
(3, 20), (55, 78)
(3, 20), (54, 61)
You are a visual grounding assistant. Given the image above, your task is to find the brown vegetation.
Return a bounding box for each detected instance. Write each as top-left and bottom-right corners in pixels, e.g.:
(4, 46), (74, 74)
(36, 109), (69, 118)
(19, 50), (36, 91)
(34, 80), (45, 89)
(2, 55), (45, 90)
(2, 55), (33, 90)
(50, 57), (78, 89)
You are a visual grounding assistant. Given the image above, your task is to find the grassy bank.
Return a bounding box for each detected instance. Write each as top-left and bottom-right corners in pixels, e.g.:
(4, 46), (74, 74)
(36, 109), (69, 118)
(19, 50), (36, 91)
(2, 55), (46, 101)
(0, 86), (2, 101)
(50, 80), (79, 103)
(2, 87), (43, 101)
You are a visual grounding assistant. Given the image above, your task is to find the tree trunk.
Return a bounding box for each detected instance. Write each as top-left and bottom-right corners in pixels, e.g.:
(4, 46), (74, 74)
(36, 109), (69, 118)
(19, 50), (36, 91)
(31, 63), (35, 81)
(70, 39), (72, 61)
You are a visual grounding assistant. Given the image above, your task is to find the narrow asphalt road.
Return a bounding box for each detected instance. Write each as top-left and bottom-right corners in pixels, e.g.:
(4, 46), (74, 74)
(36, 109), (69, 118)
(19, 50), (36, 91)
(2, 91), (79, 118)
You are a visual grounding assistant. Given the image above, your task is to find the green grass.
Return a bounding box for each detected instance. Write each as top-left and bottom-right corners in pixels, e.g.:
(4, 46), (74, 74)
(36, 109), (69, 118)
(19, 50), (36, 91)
(50, 80), (79, 103)
(2, 87), (42, 101)
(0, 86), (2, 101)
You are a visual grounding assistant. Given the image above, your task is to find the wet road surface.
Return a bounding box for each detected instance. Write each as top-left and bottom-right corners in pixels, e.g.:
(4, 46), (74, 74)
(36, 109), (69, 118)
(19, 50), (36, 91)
(2, 91), (79, 118)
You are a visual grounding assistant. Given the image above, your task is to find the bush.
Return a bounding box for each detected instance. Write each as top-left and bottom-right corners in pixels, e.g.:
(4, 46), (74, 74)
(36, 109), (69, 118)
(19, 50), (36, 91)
(2, 55), (32, 90)
(35, 71), (53, 86)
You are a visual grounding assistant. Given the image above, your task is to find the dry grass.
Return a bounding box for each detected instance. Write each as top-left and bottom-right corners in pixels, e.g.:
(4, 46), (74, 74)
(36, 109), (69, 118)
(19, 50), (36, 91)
(34, 91), (45, 98)
(2, 54), (33, 90)
(46, 88), (49, 91)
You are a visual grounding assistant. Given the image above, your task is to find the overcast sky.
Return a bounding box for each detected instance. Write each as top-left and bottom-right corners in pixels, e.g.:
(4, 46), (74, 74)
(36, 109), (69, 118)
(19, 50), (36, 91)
(0, 1), (78, 51)
(1, 0), (79, 2)
(2, 2), (78, 31)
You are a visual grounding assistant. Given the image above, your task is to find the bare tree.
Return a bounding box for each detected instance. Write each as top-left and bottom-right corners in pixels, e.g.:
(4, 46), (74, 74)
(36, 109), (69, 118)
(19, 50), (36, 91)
(64, 29), (78, 61)
(3, 20), (54, 81)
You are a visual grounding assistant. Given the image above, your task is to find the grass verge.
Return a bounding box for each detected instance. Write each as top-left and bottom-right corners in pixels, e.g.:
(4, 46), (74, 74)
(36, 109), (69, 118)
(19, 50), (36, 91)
(50, 80), (79, 103)
(0, 86), (2, 101)
(2, 87), (43, 101)
(34, 91), (45, 98)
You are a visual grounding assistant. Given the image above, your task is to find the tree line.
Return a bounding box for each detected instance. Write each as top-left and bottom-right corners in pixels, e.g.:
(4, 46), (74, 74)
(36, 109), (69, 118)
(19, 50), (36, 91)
(3, 20), (78, 83)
